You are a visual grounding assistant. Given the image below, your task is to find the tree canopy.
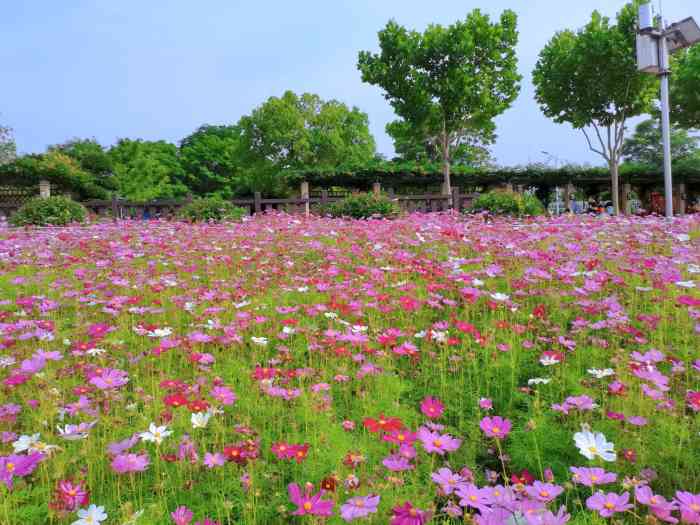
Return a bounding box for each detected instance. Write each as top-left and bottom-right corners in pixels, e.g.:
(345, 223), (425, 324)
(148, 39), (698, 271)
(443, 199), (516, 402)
(0, 121), (16, 166)
(622, 119), (698, 167)
(671, 45), (700, 130)
(532, 2), (657, 214)
(358, 9), (520, 193)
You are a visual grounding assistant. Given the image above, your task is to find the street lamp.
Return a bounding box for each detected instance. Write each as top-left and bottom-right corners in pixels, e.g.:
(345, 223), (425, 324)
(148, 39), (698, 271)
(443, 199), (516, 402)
(636, 4), (700, 218)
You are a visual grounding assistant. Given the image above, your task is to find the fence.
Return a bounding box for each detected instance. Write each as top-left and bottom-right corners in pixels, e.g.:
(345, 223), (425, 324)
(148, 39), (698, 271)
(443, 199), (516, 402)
(0, 182), (476, 219)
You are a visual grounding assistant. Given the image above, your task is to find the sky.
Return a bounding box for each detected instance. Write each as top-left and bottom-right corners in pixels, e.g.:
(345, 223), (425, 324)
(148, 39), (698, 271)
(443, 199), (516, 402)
(1, 0), (698, 168)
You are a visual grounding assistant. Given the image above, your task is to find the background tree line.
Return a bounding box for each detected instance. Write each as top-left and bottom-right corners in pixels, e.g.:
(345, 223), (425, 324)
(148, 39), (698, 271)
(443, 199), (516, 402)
(1, 2), (699, 205)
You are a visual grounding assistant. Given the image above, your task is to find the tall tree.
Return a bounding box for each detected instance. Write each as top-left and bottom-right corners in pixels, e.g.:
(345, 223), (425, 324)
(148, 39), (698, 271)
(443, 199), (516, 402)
(622, 119), (698, 166)
(179, 125), (245, 197)
(358, 10), (520, 194)
(671, 45), (700, 130)
(109, 139), (187, 201)
(532, 3), (657, 215)
(0, 121), (16, 166)
(49, 138), (116, 191)
(386, 120), (494, 167)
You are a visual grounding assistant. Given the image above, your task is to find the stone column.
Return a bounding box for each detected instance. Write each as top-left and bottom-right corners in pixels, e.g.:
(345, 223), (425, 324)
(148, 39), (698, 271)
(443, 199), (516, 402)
(300, 182), (310, 217)
(621, 183), (632, 215)
(372, 182), (381, 196)
(39, 179), (51, 199)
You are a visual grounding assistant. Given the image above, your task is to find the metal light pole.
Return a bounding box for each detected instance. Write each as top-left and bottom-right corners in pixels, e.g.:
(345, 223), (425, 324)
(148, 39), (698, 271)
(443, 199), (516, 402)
(658, 16), (674, 218)
(637, 4), (700, 218)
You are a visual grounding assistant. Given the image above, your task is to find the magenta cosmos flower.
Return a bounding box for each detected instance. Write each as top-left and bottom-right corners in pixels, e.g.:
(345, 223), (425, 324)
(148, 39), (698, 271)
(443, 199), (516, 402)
(288, 483), (333, 516)
(420, 396), (444, 419)
(340, 494), (380, 522)
(417, 427), (461, 455)
(586, 491), (633, 518)
(635, 486), (679, 523)
(0, 452), (43, 489)
(480, 416), (512, 439)
(111, 453), (150, 474)
(390, 501), (430, 525)
(171, 506), (194, 525)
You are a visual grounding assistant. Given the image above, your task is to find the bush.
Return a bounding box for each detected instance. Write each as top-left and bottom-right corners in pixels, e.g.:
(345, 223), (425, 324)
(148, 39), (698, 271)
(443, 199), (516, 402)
(323, 193), (400, 219)
(469, 190), (545, 217)
(178, 197), (247, 223)
(10, 196), (87, 226)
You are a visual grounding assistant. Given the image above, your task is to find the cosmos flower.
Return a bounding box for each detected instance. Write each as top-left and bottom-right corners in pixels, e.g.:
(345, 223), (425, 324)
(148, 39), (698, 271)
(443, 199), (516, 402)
(480, 416), (512, 439)
(420, 396), (444, 419)
(340, 494), (380, 522)
(570, 467), (617, 487)
(417, 427), (461, 455)
(431, 467), (465, 495)
(574, 430), (616, 462)
(390, 501), (430, 525)
(111, 453), (150, 474)
(140, 423), (172, 445)
(171, 506), (194, 525)
(586, 491), (633, 517)
(72, 505), (108, 525)
(288, 483), (334, 516)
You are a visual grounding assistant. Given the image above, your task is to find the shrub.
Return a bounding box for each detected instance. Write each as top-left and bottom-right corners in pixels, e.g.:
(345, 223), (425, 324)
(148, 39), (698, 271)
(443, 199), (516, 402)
(469, 190), (545, 216)
(178, 197), (247, 223)
(323, 193), (400, 219)
(10, 196), (87, 226)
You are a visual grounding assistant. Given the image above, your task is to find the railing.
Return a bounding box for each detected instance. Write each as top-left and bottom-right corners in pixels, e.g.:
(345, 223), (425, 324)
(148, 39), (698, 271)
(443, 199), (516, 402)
(0, 181), (480, 220)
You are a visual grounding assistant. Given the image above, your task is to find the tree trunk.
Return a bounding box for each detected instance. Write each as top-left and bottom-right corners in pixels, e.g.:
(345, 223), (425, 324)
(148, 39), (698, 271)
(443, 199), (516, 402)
(441, 133), (451, 197)
(609, 161), (620, 216)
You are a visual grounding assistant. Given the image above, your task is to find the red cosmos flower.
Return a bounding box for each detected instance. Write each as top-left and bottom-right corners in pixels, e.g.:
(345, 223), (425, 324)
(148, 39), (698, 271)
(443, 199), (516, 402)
(159, 379), (185, 391)
(252, 367), (278, 380)
(163, 394), (188, 408)
(533, 304), (547, 320)
(511, 469), (535, 486)
(363, 414), (404, 434)
(292, 444), (310, 463)
(187, 399), (209, 412)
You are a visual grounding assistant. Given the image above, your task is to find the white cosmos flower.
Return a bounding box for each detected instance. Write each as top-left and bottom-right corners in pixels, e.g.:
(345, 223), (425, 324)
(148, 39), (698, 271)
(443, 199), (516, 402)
(472, 278), (484, 287)
(431, 330), (448, 343)
(0, 356), (16, 368)
(528, 377), (551, 385)
(86, 347), (106, 356)
(574, 430), (616, 462)
(324, 312), (338, 319)
(587, 368), (615, 379)
(414, 331), (427, 339)
(297, 286), (309, 292)
(688, 264), (700, 274)
(490, 292), (510, 302)
(251, 336), (268, 346)
(71, 504), (108, 525)
(282, 326), (295, 335)
(676, 281), (696, 289)
(636, 286), (653, 292)
(191, 411), (211, 429)
(13, 433), (40, 453)
(139, 423), (172, 445)
(147, 327), (172, 338)
(675, 234), (690, 242)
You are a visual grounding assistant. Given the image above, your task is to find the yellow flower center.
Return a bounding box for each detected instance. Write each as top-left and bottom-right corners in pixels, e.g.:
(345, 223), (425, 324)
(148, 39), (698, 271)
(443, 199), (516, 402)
(303, 502), (312, 511)
(591, 475), (599, 482)
(540, 491), (549, 498)
(355, 500), (364, 507)
(6, 463), (15, 473)
(604, 502), (615, 510)
(433, 439), (443, 447)
(589, 446), (598, 454)
(469, 495), (477, 502)
(492, 427), (500, 434)
(691, 504), (700, 512)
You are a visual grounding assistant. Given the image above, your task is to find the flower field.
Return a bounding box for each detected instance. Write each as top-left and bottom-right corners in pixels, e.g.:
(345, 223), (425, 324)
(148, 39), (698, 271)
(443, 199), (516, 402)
(1, 213), (699, 525)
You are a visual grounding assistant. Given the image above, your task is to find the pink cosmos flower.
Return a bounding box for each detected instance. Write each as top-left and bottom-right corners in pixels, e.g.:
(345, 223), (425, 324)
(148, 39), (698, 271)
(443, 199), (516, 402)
(111, 453), (150, 474)
(420, 396), (444, 419)
(524, 506), (571, 525)
(586, 491), (633, 517)
(570, 467), (617, 487)
(479, 416), (512, 439)
(479, 398), (493, 410)
(635, 486), (679, 523)
(203, 452), (225, 469)
(210, 386), (236, 406)
(90, 368), (129, 390)
(171, 506), (194, 525)
(675, 491), (700, 524)
(340, 494), (380, 522)
(456, 483), (491, 512)
(288, 483), (333, 516)
(417, 426), (461, 455)
(431, 467), (465, 495)
(525, 481), (564, 503)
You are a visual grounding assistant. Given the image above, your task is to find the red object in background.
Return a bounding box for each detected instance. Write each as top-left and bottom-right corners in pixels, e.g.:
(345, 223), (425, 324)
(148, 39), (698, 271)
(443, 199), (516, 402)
(650, 192), (664, 215)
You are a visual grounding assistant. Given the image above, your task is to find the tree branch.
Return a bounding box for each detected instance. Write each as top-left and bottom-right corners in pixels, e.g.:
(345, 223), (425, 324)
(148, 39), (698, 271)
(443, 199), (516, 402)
(582, 128), (608, 160)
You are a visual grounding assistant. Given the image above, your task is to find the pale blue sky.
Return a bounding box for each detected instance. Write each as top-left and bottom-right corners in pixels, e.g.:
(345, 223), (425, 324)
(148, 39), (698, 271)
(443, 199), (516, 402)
(1, 1), (697, 167)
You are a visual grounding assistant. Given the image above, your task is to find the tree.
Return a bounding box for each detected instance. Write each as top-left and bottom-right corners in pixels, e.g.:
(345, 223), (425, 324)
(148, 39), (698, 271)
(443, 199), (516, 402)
(108, 139), (188, 201)
(0, 122), (16, 166)
(532, 3), (657, 215)
(386, 120), (494, 167)
(237, 91), (376, 190)
(179, 125), (245, 197)
(622, 119), (698, 166)
(49, 138), (116, 191)
(0, 151), (107, 198)
(671, 45), (700, 130)
(358, 10), (520, 194)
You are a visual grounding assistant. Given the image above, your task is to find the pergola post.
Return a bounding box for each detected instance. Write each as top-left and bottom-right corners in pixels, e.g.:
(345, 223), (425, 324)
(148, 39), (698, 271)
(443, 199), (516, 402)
(372, 182), (381, 196)
(676, 183), (686, 216)
(39, 179), (51, 199)
(621, 183), (632, 215)
(564, 182), (574, 212)
(300, 181), (310, 217)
